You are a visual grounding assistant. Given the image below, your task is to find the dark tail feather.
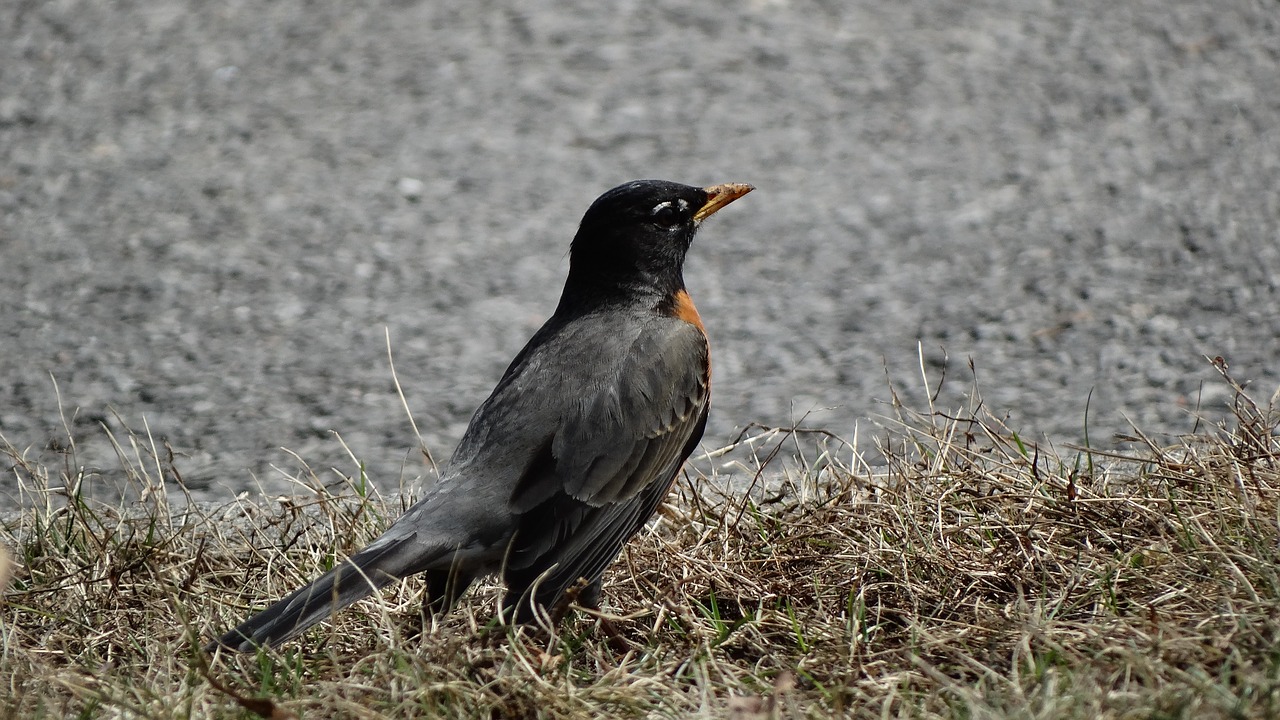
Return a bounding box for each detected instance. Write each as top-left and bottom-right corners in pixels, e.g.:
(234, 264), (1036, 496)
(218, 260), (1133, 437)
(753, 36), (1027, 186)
(207, 534), (425, 653)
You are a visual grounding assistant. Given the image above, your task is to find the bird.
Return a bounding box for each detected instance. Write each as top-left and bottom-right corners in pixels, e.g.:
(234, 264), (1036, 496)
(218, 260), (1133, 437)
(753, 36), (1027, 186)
(209, 179), (753, 652)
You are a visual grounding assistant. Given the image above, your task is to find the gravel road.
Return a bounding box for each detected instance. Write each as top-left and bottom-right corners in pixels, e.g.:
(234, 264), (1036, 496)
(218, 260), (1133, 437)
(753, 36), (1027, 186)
(3, 0), (1277, 502)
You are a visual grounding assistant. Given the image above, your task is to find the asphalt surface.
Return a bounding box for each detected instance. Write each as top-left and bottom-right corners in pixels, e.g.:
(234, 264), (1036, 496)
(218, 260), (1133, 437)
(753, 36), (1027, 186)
(3, 0), (1278, 502)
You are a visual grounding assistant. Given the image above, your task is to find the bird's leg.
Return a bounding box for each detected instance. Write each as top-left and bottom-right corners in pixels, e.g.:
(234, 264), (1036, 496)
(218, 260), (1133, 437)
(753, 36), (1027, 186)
(547, 577), (593, 624)
(577, 579), (603, 612)
(545, 577), (630, 652)
(575, 579), (631, 653)
(423, 566), (475, 617)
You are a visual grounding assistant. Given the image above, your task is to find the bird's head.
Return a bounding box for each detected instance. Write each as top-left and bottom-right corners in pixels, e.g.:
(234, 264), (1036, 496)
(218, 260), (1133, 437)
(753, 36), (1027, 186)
(566, 180), (752, 300)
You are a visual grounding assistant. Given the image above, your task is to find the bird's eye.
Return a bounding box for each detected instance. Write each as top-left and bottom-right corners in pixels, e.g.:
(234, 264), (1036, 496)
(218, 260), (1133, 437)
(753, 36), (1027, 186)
(650, 199), (687, 227)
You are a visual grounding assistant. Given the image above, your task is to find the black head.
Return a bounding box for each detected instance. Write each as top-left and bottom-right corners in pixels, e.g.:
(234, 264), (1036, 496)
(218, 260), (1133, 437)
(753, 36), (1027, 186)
(564, 179), (752, 302)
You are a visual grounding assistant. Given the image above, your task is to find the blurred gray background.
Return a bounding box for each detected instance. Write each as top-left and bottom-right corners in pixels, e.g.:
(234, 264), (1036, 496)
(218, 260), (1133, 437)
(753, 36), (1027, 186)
(3, 0), (1277, 501)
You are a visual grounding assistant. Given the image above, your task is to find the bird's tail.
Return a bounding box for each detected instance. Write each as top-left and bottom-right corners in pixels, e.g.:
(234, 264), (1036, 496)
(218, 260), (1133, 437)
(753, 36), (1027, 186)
(208, 533), (431, 652)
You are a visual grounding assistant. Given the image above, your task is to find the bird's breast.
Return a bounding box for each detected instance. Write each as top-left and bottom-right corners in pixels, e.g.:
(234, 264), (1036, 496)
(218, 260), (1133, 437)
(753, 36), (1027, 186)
(666, 289), (705, 333)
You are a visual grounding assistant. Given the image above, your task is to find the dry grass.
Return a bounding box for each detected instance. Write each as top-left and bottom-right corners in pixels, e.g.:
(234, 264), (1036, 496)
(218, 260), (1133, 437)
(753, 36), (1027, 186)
(2, 366), (1279, 718)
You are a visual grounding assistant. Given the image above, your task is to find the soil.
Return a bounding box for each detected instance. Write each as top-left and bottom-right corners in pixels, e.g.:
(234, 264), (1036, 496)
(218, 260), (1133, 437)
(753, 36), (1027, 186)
(3, 0), (1277, 502)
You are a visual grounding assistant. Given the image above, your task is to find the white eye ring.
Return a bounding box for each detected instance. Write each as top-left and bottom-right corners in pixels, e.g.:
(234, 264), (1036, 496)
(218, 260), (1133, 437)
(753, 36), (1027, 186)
(651, 199), (688, 217)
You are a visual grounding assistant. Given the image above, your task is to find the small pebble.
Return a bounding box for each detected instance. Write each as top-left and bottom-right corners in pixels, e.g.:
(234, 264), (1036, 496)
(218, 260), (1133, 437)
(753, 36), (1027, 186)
(396, 177), (425, 201)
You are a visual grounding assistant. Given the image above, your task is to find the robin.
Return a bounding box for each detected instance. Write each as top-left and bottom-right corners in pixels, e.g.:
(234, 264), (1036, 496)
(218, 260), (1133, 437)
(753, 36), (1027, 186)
(209, 179), (752, 651)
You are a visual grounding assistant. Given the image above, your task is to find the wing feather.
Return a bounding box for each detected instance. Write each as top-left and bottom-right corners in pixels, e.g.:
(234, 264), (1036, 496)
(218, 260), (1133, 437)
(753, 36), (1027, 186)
(556, 321), (709, 505)
(501, 314), (710, 606)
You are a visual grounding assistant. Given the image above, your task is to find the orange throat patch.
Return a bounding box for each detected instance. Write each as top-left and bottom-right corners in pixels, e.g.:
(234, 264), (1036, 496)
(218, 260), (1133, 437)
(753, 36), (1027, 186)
(669, 289), (705, 332)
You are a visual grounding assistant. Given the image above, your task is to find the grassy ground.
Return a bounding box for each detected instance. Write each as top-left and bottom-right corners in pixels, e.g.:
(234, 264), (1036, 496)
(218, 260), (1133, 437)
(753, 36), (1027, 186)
(3, 367), (1279, 718)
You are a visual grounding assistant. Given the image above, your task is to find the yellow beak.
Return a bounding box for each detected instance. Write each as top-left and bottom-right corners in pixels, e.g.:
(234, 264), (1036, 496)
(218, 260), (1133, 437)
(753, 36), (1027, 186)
(694, 183), (754, 222)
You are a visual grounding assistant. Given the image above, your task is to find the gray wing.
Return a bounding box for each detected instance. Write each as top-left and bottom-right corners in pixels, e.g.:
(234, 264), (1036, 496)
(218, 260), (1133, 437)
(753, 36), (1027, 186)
(497, 315), (710, 610)
(503, 315), (710, 511)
